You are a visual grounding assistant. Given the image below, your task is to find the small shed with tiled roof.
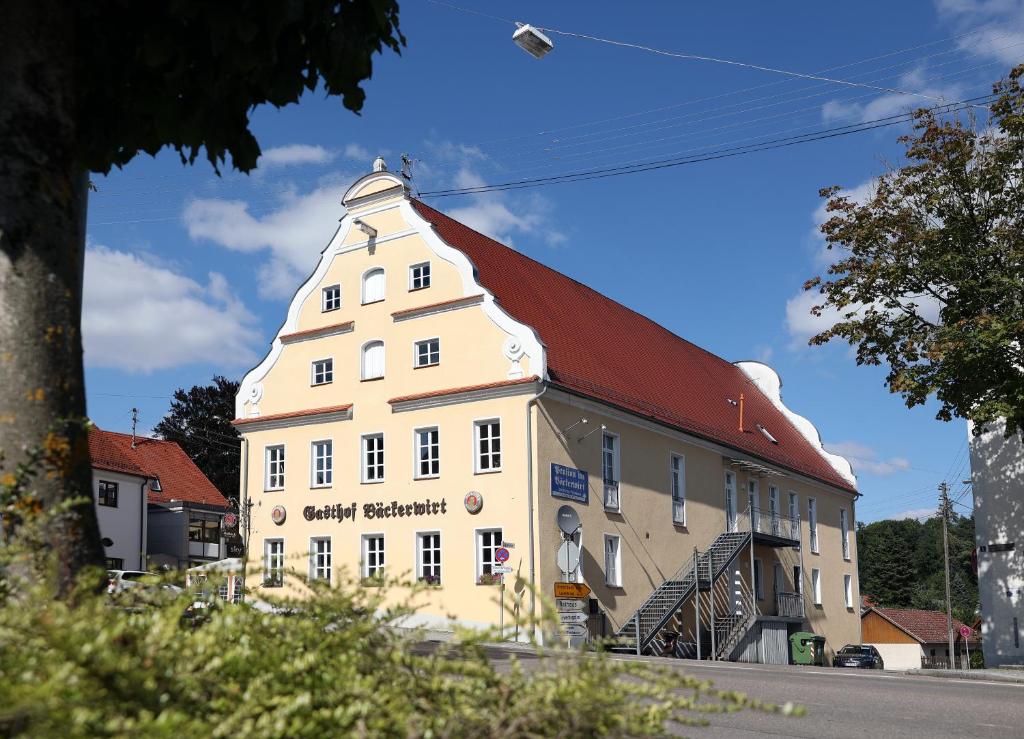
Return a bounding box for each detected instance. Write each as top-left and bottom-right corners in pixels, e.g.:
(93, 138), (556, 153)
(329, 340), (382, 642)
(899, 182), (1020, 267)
(862, 606), (980, 670)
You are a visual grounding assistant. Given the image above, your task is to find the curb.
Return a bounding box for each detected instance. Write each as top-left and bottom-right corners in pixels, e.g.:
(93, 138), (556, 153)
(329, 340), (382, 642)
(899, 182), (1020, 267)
(909, 668), (1024, 684)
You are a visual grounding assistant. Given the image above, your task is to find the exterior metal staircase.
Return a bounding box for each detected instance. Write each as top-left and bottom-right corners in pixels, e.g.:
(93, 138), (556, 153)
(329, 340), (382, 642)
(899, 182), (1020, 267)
(611, 530), (751, 656)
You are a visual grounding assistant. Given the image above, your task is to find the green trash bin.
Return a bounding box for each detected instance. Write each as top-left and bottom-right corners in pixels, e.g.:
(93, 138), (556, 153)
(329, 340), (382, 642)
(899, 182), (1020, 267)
(809, 635), (826, 666)
(789, 632), (817, 665)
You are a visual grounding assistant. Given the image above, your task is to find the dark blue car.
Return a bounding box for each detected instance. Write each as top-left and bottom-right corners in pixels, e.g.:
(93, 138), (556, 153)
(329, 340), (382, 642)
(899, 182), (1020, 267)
(833, 644), (885, 669)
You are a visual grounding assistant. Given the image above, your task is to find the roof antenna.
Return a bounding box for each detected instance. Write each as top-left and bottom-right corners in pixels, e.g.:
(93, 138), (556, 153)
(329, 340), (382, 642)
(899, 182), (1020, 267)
(400, 154), (414, 181)
(131, 407), (139, 448)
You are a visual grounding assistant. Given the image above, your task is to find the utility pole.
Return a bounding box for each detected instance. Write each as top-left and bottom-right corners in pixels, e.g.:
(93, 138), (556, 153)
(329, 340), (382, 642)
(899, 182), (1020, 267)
(940, 482), (955, 669)
(130, 407), (139, 448)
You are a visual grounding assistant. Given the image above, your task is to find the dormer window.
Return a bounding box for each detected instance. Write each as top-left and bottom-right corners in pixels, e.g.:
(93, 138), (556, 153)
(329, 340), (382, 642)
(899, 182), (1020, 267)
(410, 262), (431, 291)
(149, 477), (162, 492)
(362, 268), (385, 304)
(322, 284), (341, 312)
(757, 424), (778, 444)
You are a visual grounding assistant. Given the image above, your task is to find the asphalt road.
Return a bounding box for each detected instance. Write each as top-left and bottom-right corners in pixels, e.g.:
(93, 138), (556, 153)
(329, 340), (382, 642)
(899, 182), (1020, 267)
(605, 657), (1024, 738)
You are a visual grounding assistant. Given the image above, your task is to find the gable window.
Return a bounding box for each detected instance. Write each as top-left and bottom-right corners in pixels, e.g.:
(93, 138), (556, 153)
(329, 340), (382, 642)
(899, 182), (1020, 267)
(265, 445), (285, 490)
(414, 338), (440, 368)
(311, 440), (333, 487)
(811, 568), (822, 605)
(604, 534), (622, 587)
(844, 573), (853, 608)
(840, 508), (850, 560)
(808, 498), (819, 553)
(310, 537), (332, 583)
(409, 262), (431, 290)
(753, 558), (764, 600)
(361, 268), (385, 304)
(311, 358), (333, 386)
(362, 535), (385, 578)
(670, 454), (685, 525)
(417, 532), (441, 584)
(477, 528), (503, 581)
(264, 539), (284, 587)
(415, 427), (440, 479)
(361, 433), (385, 483)
(474, 419), (501, 473)
(361, 340), (385, 380)
(98, 480), (119, 508)
(322, 284), (341, 311)
(602, 431), (620, 511)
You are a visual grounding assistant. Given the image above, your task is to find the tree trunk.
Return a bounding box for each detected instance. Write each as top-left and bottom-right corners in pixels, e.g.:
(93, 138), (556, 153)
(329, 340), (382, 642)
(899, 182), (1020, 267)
(0, 0), (105, 592)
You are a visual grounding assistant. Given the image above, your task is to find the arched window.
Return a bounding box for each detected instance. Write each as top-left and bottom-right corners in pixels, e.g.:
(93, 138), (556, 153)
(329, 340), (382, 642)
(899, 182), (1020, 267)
(362, 340), (385, 380)
(362, 268), (385, 304)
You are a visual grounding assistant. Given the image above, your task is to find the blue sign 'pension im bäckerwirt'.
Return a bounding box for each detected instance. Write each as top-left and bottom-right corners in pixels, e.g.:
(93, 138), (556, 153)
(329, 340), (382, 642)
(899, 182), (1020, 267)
(550, 463), (589, 503)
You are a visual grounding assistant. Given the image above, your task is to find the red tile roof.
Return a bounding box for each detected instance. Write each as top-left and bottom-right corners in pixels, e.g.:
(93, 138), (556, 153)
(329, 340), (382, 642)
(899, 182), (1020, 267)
(868, 607), (979, 644)
(411, 199), (855, 493)
(89, 428), (230, 509)
(389, 376), (540, 404)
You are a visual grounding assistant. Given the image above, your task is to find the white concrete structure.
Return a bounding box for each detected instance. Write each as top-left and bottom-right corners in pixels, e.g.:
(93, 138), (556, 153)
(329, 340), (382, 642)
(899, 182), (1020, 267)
(91, 467), (149, 571)
(869, 643), (925, 671)
(969, 420), (1024, 666)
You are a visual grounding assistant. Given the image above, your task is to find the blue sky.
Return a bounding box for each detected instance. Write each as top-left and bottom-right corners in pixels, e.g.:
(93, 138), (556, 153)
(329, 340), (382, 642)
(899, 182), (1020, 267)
(83, 0), (1024, 522)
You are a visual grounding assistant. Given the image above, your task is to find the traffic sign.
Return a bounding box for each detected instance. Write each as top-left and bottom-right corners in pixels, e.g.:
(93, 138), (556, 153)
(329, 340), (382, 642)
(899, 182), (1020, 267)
(492, 565), (514, 574)
(556, 541), (580, 573)
(553, 582), (591, 598)
(558, 611), (588, 625)
(495, 547), (510, 563)
(959, 624), (972, 639)
(560, 624), (587, 637)
(556, 598), (585, 611)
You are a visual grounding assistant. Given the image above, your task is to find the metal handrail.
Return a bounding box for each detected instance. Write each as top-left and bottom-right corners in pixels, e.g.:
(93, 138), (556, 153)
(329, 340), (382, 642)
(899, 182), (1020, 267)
(740, 506), (801, 540)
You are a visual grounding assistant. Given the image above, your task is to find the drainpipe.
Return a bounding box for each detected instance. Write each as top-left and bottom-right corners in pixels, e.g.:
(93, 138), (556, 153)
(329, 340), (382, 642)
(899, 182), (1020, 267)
(525, 380), (548, 643)
(140, 480), (147, 571)
(240, 435), (250, 588)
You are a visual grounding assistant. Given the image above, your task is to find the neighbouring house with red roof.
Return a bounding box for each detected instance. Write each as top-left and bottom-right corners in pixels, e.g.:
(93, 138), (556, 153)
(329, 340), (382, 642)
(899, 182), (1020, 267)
(862, 606), (980, 670)
(232, 162), (862, 660)
(89, 428), (231, 571)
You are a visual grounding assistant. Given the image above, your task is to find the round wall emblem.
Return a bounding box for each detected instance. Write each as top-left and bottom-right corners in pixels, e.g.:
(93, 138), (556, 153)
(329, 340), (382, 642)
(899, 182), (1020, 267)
(271, 505), (287, 525)
(223, 512), (238, 529)
(464, 491), (484, 514)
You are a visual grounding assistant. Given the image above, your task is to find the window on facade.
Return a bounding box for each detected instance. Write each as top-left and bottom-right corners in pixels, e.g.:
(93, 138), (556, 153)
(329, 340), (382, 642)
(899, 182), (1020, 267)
(414, 338), (440, 368)
(188, 514), (220, 544)
(670, 454), (686, 525)
(725, 471), (737, 532)
(409, 262), (431, 290)
(322, 284), (341, 311)
(362, 434), (385, 482)
(474, 419), (501, 473)
(417, 532), (441, 584)
(788, 491), (798, 520)
(362, 268), (385, 304)
(748, 480), (760, 532)
(812, 568), (822, 605)
(311, 440), (333, 487)
(361, 340), (385, 380)
(808, 498), (819, 553)
(265, 445), (285, 490)
(232, 576), (243, 603)
(605, 534), (622, 587)
(768, 485), (781, 536)
(477, 528), (503, 581)
(311, 537), (332, 583)
(264, 539), (284, 587)
(362, 535), (385, 578)
(773, 562), (783, 598)
(106, 557), (124, 570)
(311, 358), (333, 386)
(415, 427), (440, 479)
(98, 480), (119, 507)
(602, 431), (620, 511)
(844, 573), (853, 608)
(793, 565), (802, 595)
(840, 508), (850, 560)
(218, 581), (229, 600)
(754, 558), (764, 600)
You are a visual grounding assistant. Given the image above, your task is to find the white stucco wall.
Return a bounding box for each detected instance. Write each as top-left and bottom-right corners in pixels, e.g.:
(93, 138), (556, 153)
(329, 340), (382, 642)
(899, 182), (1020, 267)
(969, 420), (1024, 667)
(867, 642), (921, 671)
(92, 469), (148, 571)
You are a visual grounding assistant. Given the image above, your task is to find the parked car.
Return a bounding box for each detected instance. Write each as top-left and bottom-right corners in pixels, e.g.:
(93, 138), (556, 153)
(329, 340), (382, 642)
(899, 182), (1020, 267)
(833, 644), (884, 669)
(107, 570), (182, 595)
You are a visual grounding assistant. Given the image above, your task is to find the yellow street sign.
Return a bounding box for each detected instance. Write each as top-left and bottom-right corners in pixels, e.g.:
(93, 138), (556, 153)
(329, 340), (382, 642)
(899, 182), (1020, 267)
(553, 582), (591, 599)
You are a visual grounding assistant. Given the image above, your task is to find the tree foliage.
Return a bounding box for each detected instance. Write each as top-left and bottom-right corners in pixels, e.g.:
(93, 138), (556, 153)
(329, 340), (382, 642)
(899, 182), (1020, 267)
(806, 66), (1024, 437)
(154, 376), (241, 501)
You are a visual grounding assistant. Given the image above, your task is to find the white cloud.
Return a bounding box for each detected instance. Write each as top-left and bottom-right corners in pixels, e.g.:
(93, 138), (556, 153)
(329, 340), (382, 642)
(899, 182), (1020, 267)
(824, 440), (912, 477)
(821, 67), (968, 125)
(83, 245), (260, 372)
(888, 507), (936, 521)
(259, 144), (336, 169)
(935, 0), (1024, 64)
(343, 143), (371, 162)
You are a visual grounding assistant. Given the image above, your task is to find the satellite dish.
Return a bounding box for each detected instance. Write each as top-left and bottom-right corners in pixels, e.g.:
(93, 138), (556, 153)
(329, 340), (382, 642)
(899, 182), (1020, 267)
(101, 537), (113, 547)
(557, 505), (581, 536)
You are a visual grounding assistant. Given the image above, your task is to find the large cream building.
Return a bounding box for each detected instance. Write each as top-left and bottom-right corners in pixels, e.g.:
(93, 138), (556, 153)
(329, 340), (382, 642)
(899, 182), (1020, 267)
(234, 162), (862, 662)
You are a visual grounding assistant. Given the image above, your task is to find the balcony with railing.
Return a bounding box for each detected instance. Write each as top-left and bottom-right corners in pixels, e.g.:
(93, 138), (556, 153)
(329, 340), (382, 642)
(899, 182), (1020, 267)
(775, 591), (805, 619)
(741, 507), (801, 546)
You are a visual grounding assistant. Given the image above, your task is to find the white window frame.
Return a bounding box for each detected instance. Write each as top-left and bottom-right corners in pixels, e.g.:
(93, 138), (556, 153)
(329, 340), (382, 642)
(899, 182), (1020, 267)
(473, 418), (502, 474)
(413, 337), (440, 368)
(264, 538), (284, 585)
(812, 568), (822, 605)
(768, 485), (780, 536)
(361, 433), (385, 483)
(310, 537), (332, 583)
(602, 431), (620, 512)
(310, 439), (333, 488)
(311, 357), (334, 386)
(844, 573), (853, 609)
(840, 508), (850, 560)
(670, 453), (685, 525)
(788, 491), (798, 521)
(476, 527), (503, 581)
(753, 558), (764, 601)
(361, 533), (385, 579)
(724, 471), (737, 532)
(416, 530), (442, 584)
(321, 283), (341, 312)
(361, 339), (385, 380)
(414, 426), (440, 479)
(264, 445), (285, 491)
(748, 479), (759, 532)
(808, 497), (819, 554)
(604, 534), (622, 587)
(361, 267), (386, 304)
(409, 261), (431, 291)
